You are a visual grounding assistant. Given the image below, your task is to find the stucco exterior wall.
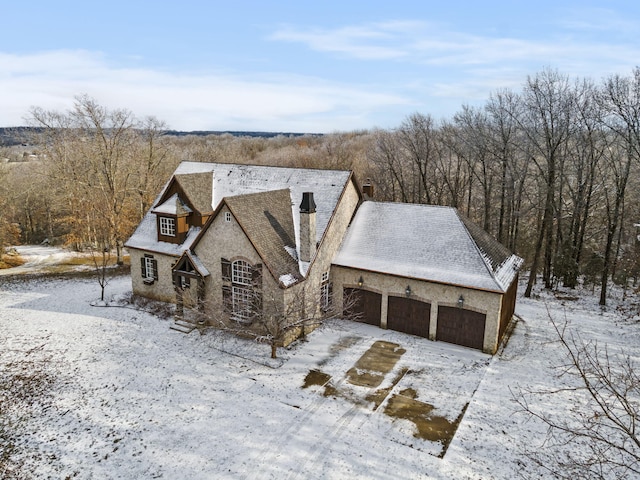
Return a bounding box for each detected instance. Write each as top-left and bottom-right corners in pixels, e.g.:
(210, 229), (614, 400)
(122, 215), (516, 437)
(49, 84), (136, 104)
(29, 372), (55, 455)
(193, 204), (284, 329)
(304, 179), (360, 309)
(331, 265), (504, 354)
(129, 248), (179, 303)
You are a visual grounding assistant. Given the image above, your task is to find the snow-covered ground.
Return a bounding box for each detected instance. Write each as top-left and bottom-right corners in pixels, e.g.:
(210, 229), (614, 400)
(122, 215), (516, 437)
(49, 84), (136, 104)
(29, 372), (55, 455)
(1, 248), (639, 479)
(0, 245), (95, 276)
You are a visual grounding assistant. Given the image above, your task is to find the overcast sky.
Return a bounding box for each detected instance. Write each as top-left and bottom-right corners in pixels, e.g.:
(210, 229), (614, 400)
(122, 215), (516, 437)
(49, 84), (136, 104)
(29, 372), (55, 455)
(1, 1), (638, 133)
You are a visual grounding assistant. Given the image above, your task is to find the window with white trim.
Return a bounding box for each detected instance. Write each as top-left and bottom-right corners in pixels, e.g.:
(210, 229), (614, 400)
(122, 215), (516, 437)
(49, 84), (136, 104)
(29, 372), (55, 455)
(222, 259), (262, 324)
(144, 257), (154, 279)
(141, 254), (158, 284)
(320, 271), (331, 311)
(232, 260), (252, 286)
(225, 212), (232, 223)
(223, 259), (258, 324)
(159, 217), (176, 236)
(232, 285), (252, 322)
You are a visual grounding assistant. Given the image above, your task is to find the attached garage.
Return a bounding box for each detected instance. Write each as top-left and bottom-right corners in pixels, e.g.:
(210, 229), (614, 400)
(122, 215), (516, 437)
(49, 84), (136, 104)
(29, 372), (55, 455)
(436, 306), (486, 350)
(387, 296), (431, 338)
(344, 288), (382, 326)
(332, 202), (523, 354)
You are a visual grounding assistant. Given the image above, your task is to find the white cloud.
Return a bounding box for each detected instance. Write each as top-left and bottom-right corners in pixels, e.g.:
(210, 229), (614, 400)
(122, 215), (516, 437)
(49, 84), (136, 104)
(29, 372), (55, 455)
(270, 21), (425, 60)
(0, 50), (409, 132)
(270, 18), (640, 77)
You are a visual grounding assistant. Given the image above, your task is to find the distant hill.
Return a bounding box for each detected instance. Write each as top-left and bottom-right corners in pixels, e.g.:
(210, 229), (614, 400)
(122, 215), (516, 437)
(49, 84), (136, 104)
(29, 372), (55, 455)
(0, 127), (315, 146)
(0, 127), (43, 146)
(165, 130), (315, 138)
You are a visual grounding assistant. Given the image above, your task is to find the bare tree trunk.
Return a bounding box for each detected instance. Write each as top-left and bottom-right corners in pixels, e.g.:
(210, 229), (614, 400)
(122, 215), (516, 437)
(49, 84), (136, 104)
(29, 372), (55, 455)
(525, 206), (545, 297)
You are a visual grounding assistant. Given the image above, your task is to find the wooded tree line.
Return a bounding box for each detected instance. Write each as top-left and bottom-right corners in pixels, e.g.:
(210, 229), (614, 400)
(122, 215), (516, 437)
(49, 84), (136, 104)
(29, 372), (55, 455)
(367, 68), (640, 306)
(1, 68), (639, 304)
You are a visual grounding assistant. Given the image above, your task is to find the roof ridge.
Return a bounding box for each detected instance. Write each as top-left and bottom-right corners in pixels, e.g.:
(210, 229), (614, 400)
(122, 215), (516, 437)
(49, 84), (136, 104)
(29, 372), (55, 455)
(184, 160), (352, 175)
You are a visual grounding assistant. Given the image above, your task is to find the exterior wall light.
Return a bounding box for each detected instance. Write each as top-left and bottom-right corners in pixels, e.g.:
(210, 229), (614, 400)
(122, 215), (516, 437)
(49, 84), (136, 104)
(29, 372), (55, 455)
(405, 285), (412, 297)
(358, 276), (364, 287)
(458, 295), (464, 308)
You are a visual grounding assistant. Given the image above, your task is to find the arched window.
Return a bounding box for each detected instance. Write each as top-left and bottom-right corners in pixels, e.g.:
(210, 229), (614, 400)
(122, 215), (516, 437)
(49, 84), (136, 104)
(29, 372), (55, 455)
(232, 260), (252, 286)
(222, 258), (262, 324)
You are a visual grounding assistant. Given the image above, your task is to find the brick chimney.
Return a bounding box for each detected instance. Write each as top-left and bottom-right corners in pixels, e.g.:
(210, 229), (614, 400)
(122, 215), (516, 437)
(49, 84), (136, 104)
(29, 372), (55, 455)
(299, 192), (317, 263)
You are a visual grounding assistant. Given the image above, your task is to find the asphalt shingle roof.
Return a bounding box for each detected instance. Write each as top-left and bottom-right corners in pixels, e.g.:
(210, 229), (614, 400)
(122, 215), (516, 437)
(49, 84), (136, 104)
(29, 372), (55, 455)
(333, 201), (522, 292)
(125, 161), (353, 263)
(174, 172), (214, 214)
(223, 189), (302, 286)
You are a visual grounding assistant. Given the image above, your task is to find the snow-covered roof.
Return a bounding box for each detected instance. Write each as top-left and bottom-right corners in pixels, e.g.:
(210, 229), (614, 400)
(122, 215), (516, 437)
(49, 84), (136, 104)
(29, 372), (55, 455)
(333, 202), (522, 293)
(151, 193), (193, 215)
(185, 250), (210, 277)
(201, 162), (350, 247)
(125, 161), (352, 259)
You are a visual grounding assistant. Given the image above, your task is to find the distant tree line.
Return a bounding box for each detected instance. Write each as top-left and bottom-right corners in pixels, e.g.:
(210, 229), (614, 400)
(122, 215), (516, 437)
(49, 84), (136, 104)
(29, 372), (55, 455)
(1, 68), (639, 304)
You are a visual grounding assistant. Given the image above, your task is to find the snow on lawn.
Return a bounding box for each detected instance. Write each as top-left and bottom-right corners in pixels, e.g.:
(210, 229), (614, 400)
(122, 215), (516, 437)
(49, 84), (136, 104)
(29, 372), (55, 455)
(0, 245), (95, 276)
(1, 272), (639, 479)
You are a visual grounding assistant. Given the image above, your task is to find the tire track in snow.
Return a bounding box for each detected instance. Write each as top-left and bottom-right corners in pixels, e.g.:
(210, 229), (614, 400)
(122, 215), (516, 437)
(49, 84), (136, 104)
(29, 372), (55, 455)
(239, 371), (353, 480)
(287, 366), (411, 479)
(286, 402), (364, 480)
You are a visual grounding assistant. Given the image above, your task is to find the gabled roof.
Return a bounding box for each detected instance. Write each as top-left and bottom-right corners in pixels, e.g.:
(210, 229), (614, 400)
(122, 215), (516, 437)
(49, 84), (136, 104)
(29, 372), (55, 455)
(209, 189), (302, 287)
(152, 193), (193, 216)
(332, 202), (523, 293)
(173, 249), (210, 277)
(125, 161), (355, 259)
(174, 172), (214, 214)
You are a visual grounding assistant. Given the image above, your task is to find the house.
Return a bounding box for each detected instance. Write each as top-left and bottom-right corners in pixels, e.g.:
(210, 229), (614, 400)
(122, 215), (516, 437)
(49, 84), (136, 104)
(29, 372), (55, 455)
(125, 161), (522, 354)
(125, 161), (361, 346)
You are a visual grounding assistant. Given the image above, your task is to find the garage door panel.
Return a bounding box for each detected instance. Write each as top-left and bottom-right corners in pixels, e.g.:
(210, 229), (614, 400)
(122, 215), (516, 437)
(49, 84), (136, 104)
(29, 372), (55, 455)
(436, 306), (486, 350)
(343, 288), (381, 326)
(387, 296), (430, 338)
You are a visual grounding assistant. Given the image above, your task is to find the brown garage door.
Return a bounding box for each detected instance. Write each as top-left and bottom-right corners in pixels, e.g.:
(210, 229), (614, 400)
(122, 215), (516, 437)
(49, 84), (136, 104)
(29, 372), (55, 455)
(343, 288), (382, 326)
(387, 296), (431, 338)
(436, 306), (486, 350)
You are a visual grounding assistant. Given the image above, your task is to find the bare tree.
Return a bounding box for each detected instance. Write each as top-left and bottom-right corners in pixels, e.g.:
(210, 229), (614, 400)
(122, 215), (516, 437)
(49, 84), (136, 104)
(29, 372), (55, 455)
(0, 163), (10, 261)
(27, 95), (174, 262)
(451, 105), (496, 229)
(596, 69), (640, 305)
(514, 312), (640, 479)
(91, 246), (112, 302)
(397, 112), (440, 204)
(517, 69), (575, 296)
(134, 116), (177, 218)
(192, 283), (360, 359)
(367, 128), (413, 202)
(557, 79), (606, 288)
(485, 88), (531, 251)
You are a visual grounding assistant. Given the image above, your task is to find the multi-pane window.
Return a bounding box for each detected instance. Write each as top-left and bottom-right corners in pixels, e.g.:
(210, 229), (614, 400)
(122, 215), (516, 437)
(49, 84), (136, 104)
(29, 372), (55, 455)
(225, 212), (232, 223)
(159, 217), (176, 236)
(144, 257), (155, 279)
(232, 285), (252, 322)
(141, 254), (158, 284)
(321, 271), (331, 311)
(222, 259), (260, 324)
(232, 260), (252, 285)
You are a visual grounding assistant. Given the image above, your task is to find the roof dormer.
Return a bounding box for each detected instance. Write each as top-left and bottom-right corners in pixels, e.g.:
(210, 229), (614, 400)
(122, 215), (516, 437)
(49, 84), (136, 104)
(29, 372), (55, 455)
(152, 193), (192, 244)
